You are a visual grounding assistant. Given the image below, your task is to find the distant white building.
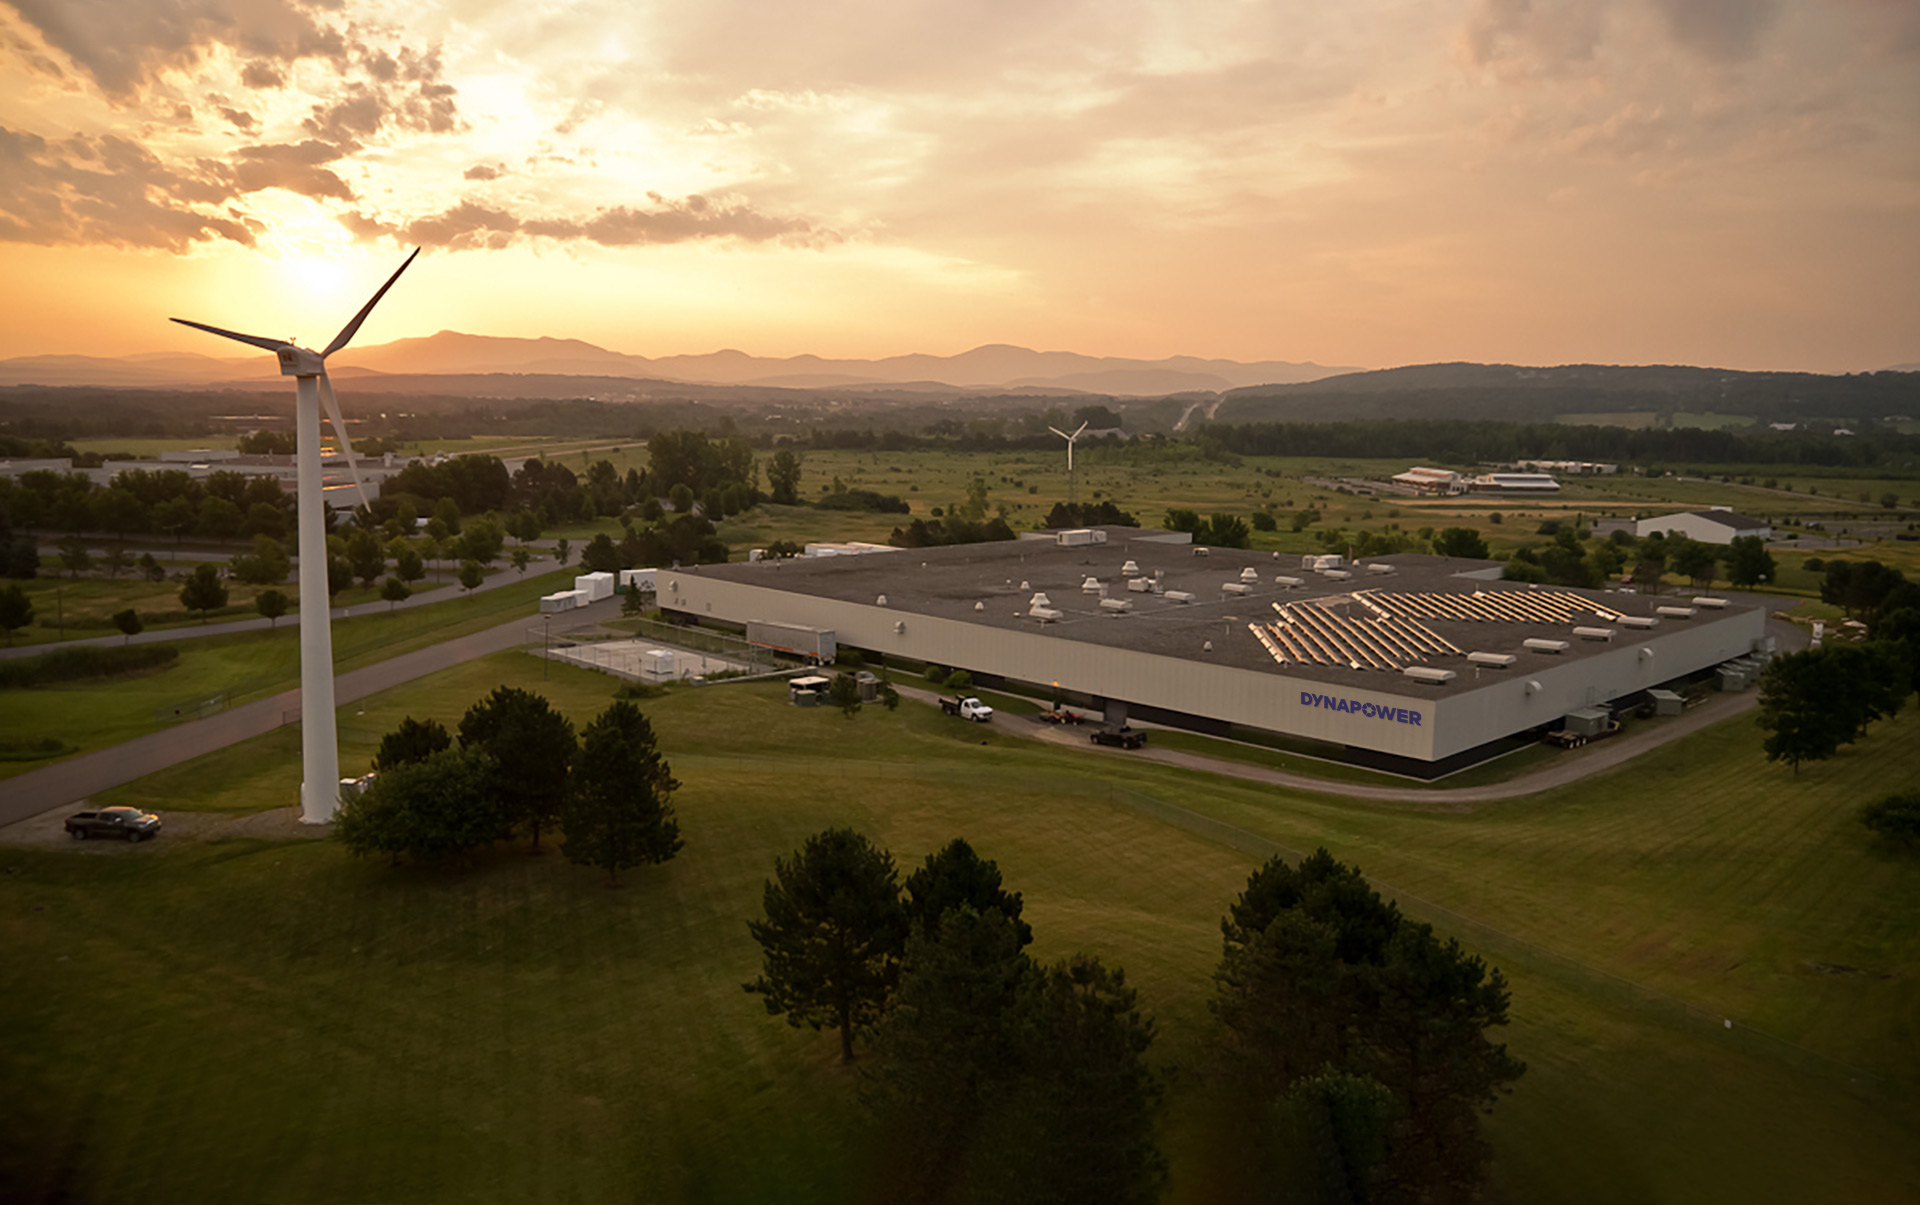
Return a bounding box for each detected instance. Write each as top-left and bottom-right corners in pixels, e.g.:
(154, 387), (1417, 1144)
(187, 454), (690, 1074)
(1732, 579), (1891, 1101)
(1391, 467), (1466, 495)
(1468, 472), (1560, 494)
(1636, 509), (1773, 545)
(1516, 460), (1618, 476)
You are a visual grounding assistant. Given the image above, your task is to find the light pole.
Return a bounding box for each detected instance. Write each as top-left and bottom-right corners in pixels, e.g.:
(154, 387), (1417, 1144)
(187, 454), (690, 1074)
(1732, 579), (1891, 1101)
(543, 613), (551, 680)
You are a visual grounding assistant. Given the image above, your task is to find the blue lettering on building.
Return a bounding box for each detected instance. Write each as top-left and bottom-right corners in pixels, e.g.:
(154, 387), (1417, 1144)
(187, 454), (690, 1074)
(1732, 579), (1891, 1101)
(1298, 690), (1422, 727)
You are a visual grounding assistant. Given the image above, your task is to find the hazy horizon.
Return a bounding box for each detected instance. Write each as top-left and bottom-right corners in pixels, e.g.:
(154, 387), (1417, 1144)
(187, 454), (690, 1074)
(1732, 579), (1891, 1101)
(1, 1), (1915, 372)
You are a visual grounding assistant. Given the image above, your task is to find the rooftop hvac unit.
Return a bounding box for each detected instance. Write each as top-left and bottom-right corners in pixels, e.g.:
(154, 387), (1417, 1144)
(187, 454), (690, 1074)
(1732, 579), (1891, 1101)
(1468, 651), (1517, 667)
(1321, 569), (1352, 580)
(1304, 554), (1345, 570)
(1222, 582), (1251, 595)
(1127, 577), (1153, 593)
(1164, 590), (1195, 604)
(1192, 546), (1211, 557)
(1365, 562), (1395, 574)
(1524, 638), (1570, 654)
(1082, 576), (1102, 592)
(1573, 626), (1616, 641)
(1618, 615), (1659, 629)
(1029, 606), (1063, 622)
(1404, 666), (1457, 684)
(1692, 596), (1729, 609)
(1272, 575), (1303, 588)
(1099, 597), (1133, 613)
(1656, 606), (1696, 619)
(1030, 592), (1052, 608)
(1121, 559), (1140, 575)
(1057, 528), (1097, 547)
(1239, 567), (1260, 582)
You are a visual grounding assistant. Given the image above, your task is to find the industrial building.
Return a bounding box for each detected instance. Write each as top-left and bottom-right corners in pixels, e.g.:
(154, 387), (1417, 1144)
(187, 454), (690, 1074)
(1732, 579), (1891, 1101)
(1636, 509), (1774, 544)
(663, 527), (1769, 776)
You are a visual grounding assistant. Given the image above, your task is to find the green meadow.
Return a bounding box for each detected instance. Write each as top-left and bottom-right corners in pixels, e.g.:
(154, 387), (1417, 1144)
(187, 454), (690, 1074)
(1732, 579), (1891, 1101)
(4, 650), (1915, 1203)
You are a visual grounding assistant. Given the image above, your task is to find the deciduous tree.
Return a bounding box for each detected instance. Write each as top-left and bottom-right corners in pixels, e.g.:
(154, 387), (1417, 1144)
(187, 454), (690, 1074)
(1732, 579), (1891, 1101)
(334, 747), (506, 865)
(111, 608), (142, 643)
(0, 584), (32, 645)
(828, 671), (863, 718)
(381, 576), (411, 610)
(745, 827), (908, 1062)
(373, 716), (452, 771)
(178, 564), (228, 621)
(255, 588), (289, 627)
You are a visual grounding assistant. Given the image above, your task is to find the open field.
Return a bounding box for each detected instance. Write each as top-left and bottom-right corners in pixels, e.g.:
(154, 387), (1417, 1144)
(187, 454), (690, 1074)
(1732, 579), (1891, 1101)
(0, 568), (575, 778)
(4, 651), (1915, 1202)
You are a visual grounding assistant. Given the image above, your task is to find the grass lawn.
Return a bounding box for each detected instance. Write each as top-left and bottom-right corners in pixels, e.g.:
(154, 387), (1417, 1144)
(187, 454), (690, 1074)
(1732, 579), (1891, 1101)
(0, 569), (576, 778)
(3, 651), (1915, 1202)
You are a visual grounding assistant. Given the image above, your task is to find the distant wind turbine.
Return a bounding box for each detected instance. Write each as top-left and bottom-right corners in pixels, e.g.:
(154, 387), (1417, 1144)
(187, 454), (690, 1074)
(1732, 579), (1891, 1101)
(172, 248), (420, 823)
(1047, 420), (1089, 508)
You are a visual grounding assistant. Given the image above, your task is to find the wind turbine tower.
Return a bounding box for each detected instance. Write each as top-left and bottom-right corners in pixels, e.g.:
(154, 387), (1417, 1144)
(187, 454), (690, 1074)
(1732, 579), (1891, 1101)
(1048, 420), (1089, 509)
(172, 248), (420, 823)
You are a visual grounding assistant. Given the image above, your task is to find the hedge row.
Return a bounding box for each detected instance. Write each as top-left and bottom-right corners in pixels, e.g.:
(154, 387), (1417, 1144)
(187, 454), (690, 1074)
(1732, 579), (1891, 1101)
(0, 644), (180, 688)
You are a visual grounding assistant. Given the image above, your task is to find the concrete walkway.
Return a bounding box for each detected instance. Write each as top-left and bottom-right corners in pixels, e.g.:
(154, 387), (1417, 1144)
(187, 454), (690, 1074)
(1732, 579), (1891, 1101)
(0, 596), (621, 828)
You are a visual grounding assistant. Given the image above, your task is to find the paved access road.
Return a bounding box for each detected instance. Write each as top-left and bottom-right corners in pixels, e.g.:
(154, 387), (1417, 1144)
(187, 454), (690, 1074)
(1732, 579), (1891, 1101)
(0, 596), (621, 829)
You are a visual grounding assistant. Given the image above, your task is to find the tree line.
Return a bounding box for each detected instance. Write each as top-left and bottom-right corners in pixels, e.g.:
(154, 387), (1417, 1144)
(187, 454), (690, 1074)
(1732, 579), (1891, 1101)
(743, 831), (1522, 1203)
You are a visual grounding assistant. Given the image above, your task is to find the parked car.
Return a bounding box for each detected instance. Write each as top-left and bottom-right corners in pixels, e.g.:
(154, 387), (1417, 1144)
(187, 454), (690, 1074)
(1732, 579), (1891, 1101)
(1090, 726), (1148, 749)
(65, 807), (162, 842)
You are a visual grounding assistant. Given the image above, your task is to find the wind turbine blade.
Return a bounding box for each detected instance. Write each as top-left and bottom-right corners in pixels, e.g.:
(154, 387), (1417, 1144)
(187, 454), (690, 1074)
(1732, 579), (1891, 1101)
(170, 318), (292, 354)
(321, 247), (421, 359)
(317, 373), (375, 516)
(1047, 426), (1069, 440)
(1073, 421), (1088, 438)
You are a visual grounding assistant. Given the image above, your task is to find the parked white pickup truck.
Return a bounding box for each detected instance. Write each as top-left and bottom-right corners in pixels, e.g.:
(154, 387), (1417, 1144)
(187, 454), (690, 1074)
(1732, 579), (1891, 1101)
(939, 696), (994, 722)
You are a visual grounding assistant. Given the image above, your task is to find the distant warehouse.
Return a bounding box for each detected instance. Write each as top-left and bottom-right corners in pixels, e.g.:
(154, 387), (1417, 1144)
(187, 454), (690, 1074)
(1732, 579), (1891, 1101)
(663, 527), (1768, 777)
(1636, 509), (1773, 545)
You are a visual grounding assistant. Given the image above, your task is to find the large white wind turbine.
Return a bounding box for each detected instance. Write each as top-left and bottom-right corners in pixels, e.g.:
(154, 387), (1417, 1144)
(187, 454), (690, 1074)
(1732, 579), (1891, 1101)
(1047, 420), (1089, 508)
(172, 248), (420, 823)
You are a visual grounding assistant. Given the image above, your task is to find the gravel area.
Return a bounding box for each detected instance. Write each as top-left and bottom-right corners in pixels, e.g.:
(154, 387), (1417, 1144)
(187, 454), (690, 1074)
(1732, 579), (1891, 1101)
(0, 803), (328, 850)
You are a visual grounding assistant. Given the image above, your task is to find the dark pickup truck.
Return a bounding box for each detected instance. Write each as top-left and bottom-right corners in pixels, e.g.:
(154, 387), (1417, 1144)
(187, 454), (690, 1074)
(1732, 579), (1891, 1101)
(65, 807), (162, 842)
(1090, 726), (1148, 750)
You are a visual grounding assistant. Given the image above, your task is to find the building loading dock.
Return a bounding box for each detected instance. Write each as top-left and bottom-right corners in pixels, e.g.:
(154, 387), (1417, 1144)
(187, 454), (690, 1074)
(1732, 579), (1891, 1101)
(663, 528), (1768, 776)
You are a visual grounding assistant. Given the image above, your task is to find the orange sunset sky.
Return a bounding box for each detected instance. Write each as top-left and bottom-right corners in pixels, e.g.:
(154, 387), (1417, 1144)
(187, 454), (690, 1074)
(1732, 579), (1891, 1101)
(1, 0), (1915, 372)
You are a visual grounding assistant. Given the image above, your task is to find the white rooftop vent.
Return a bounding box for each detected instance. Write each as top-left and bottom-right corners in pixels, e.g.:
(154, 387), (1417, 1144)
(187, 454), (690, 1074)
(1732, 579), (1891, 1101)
(1192, 546), (1211, 557)
(876, 594), (888, 606)
(1618, 615), (1658, 629)
(1081, 576), (1101, 592)
(1692, 596), (1729, 609)
(1121, 559), (1140, 575)
(1404, 666), (1457, 684)
(1029, 606), (1063, 622)
(1127, 577), (1153, 593)
(1203, 640), (1213, 652)
(1164, 590), (1196, 604)
(1366, 562), (1396, 575)
(1273, 575), (1303, 588)
(1020, 580), (1030, 591)
(1029, 592), (1052, 608)
(1468, 652), (1517, 667)
(1524, 638), (1570, 654)
(974, 601), (985, 611)
(1321, 569), (1352, 581)
(1573, 626), (1616, 641)
(1222, 582), (1251, 595)
(1656, 606), (1696, 619)
(1240, 567), (1260, 582)
(1099, 597), (1133, 613)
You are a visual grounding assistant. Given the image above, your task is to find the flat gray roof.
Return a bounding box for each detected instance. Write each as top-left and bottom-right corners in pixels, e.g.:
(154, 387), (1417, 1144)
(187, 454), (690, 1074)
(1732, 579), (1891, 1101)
(684, 528), (1759, 696)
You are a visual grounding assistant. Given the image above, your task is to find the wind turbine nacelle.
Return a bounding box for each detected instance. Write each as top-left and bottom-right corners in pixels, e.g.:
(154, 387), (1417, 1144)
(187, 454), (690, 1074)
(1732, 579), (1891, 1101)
(277, 346), (327, 376)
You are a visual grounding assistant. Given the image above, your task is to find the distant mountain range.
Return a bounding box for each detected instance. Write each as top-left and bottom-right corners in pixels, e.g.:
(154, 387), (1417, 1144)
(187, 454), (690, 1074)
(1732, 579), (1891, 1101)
(0, 333), (1353, 396)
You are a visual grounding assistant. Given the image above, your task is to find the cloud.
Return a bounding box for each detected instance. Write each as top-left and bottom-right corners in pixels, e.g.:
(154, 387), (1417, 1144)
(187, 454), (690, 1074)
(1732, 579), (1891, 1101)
(218, 105), (256, 131)
(240, 59), (287, 89)
(227, 139), (357, 201)
(462, 163), (503, 180)
(5, 0), (347, 97)
(1648, 0), (1783, 63)
(0, 124), (256, 248)
(345, 193), (832, 251)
